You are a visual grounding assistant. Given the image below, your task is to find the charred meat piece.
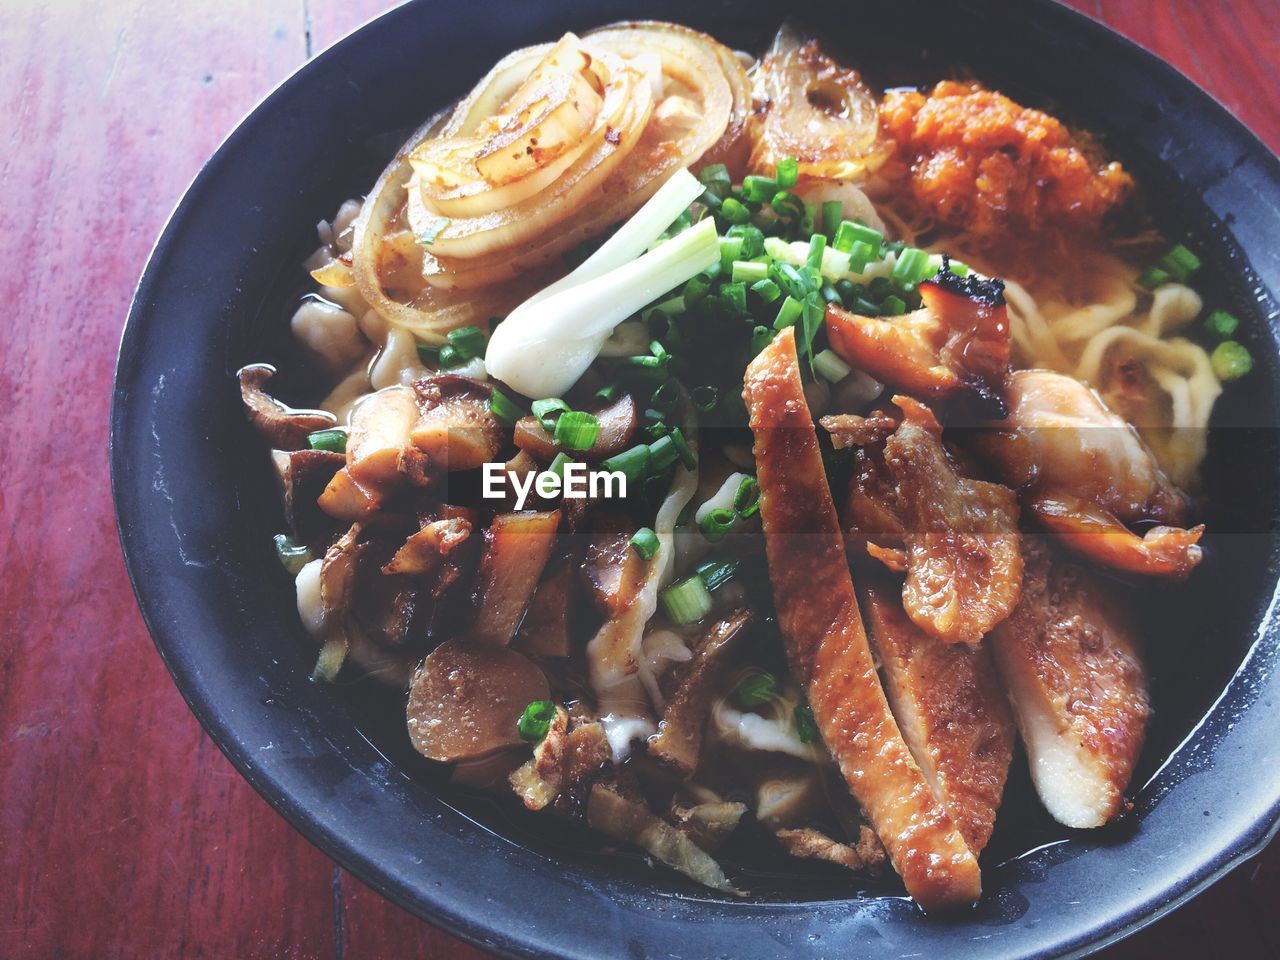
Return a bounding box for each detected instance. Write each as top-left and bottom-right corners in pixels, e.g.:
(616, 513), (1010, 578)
(513, 391), (639, 463)
(989, 538), (1149, 828)
(648, 609), (753, 778)
(581, 515), (651, 620)
(239, 363), (336, 449)
(411, 374), (505, 473)
(407, 638), (550, 763)
(819, 409), (898, 450)
(317, 466), (386, 522)
(775, 826), (885, 872)
(884, 396), (1023, 644)
(824, 270), (1009, 413)
(467, 510), (561, 646)
(860, 577), (1014, 856)
(382, 516), (473, 576)
(744, 328), (981, 910)
(973, 369), (1202, 579)
(513, 563), (576, 658)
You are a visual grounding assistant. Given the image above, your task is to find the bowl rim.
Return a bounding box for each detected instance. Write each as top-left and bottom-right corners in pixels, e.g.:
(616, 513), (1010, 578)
(111, 1), (1280, 957)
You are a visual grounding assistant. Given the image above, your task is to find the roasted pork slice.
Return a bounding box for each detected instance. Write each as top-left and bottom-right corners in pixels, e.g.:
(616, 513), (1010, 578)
(744, 327), (981, 910)
(860, 577), (1014, 856)
(884, 396), (1023, 644)
(989, 538), (1150, 828)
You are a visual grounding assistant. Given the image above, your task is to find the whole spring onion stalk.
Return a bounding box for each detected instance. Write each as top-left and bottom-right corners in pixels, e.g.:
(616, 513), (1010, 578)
(485, 171), (717, 398)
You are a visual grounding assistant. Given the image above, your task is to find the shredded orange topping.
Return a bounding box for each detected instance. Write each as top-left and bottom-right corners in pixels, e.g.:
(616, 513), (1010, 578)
(880, 81), (1133, 241)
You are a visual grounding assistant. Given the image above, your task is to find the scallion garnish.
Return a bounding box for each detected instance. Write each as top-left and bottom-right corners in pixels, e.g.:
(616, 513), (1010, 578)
(660, 575), (714, 625)
(1136, 266), (1170, 290)
(437, 344), (465, 368)
(733, 476), (761, 518)
(720, 281), (748, 317)
(891, 247), (931, 287)
(726, 223), (765, 259)
(446, 324), (487, 360)
(773, 296), (804, 331)
(595, 382), (622, 403)
(698, 163), (731, 198)
(600, 444), (650, 487)
(669, 427), (697, 471)
(805, 233), (827, 271)
(1204, 310), (1239, 339)
(307, 429), (346, 454)
(651, 379), (680, 414)
(531, 397), (570, 432)
(488, 386), (527, 425)
(770, 190), (804, 221)
(751, 325), (774, 355)
(1159, 243), (1202, 282)
(694, 558), (740, 592)
(416, 342), (441, 365)
(752, 278), (782, 303)
(517, 700), (557, 743)
(794, 703), (819, 743)
(741, 174), (778, 202)
(273, 534), (313, 576)
(732, 260), (769, 283)
(691, 385), (719, 412)
(813, 349), (852, 383)
(546, 451), (573, 482)
(553, 410), (601, 452)
(630, 527), (660, 560)
(1211, 340), (1253, 381)
(699, 507), (737, 542)
(775, 157), (799, 190)
(720, 197), (752, 225)
(649, 434), (679, 472)
(734, 672), (780, 709)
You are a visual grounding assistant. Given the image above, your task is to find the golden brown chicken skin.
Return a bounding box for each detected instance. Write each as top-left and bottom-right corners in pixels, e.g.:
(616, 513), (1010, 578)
(860, 576), (1015, 856)
(744, 328), (981, 910)
(989, 538), (1150, 828)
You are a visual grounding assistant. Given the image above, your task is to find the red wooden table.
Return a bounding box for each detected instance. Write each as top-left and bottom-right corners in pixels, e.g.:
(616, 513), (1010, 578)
(2, 1), (1276, 957)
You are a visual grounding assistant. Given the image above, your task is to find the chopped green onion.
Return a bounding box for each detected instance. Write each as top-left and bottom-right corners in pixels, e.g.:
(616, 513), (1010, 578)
(880, 294), (907, 316)
(660, 575), (714, 625)
(735, 672), (780, 708)
(554, 410), (601, 451)
(845, 239), (873, 274)
(437, 344), (464, 368)
(947, 259), (970, 277)
(794, 703), (819, 743)
(1211, 340), (1253, 381)
(718, 235), (745, 272)
(683, 273), (712, 306)
(547, 451), (573, 481)
(732, 260), (770, 283)
(517, 700), (557, 743)
(771, 262), (815, 301)
(720, 197), (752, 225)
(771, 190), (804, 220)
(698, 163), (731, 198)
(821, 201), (843, 240)
(649, 434), (679, 472)
(488, 386), (527, 425)
(1136, 266), (1170, 290)
(416, 342), (441, 364)
(446, 325), (487, 360)
(833, 221), (883, 258)
(651, 379), (681, 414)
(307, 429), (346, 454)
(695, 558), (740, 591)
(751, 325), (774, 355)
(733, 476), (760, 517)
(820, 282), (842, 305)
(531, 397), (570, 432)
(741, 174), (778, 202)
(669, 427), (697, 471)
(774, 295), (804, 331)
(416, 217), (449, 245)
(1204, 309), (1239, 339)
(775, 157), (799, 189)
(752, 278), (782, 303)
(630, 527), (660, 560)
(600, 444), (650, 487)
(726, 223), (766, 259)
(699, 507), (737, 542)
(273, 534), (313, 576)
(1159, 243), (1202, 282)
(799, 202), (816, 235)
(835, 279), (860, 302)
(805, 233), (827, 271)
(813, 348), (852, 383)
(799, 294), (825, 363)
(720, 280), (748, 317)
(892, 247), (931, 287)
(595, 382), (622, 403)
(692, 385), (719, 412)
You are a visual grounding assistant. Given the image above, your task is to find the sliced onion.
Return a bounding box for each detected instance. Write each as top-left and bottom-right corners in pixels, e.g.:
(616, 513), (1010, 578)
(748, 26), (890, 181)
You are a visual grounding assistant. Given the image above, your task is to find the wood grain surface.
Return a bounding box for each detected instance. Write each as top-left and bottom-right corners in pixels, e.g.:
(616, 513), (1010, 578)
(1, 1), (1276, 957)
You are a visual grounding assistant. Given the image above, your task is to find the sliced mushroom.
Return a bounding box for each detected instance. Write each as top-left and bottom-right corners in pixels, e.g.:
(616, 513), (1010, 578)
(586, 783), (741, 895)
(411, 374), (505, 472)
(513, 563), (575, 658)
(238, 363), (337, 449)
(468, 510), (562, 645)
(513, 392), (639, 462)
(270, 448), (345, 542)
(347, 385), (421, 487)
(407, 638), (550, 762)
(648, 609), (753, 777)
(382, 517), (473, 576)
(317, 466), (385, 521)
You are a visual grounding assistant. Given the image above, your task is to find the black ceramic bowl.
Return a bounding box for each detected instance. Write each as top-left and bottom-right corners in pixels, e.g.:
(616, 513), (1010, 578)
(111, 0), (1280, 956)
